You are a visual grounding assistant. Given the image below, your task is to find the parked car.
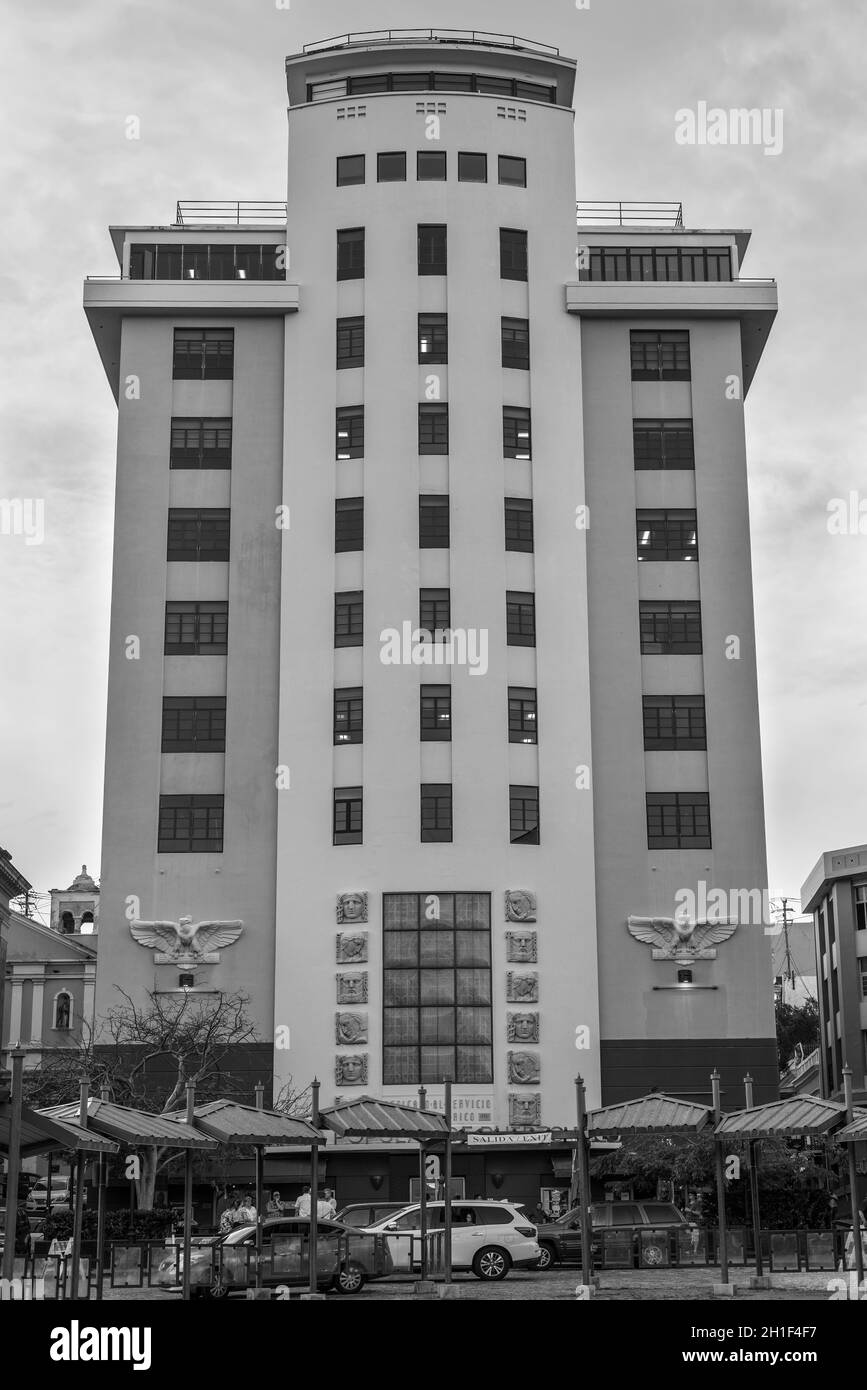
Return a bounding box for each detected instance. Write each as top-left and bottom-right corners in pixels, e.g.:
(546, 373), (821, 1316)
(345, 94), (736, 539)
(156, 1216), (392, 1297)
(335, 1202), (408, 1228)
(535, 1201), (691, 1269)
(25, 1177), (79, 1215)
(364, 1200), (540, 1281)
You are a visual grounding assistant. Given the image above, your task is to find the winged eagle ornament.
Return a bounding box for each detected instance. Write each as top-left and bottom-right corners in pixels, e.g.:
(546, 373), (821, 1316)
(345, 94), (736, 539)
(129, 915), (243, 965)
(627, 904), (738, 961)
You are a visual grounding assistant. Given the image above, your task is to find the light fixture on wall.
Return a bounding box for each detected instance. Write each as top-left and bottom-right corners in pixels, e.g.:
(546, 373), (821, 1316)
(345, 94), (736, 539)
(370, 1174), (385, 1191)
(490, 1172), (505, 1189)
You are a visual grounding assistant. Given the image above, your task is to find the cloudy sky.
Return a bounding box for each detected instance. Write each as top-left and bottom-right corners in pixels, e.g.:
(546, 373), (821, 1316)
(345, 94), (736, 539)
(1, 0), (865, 911)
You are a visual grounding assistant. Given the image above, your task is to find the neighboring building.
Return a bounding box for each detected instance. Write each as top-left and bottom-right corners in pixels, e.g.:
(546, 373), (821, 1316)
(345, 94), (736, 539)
(0, 846), (32, 1073)
(85, 32), (778, 1202)
(779, 1045), (821, 1098)
(772, 914), (818, 1009)
(1, 866), (98, 1070)
(801, 845), (867, 1101)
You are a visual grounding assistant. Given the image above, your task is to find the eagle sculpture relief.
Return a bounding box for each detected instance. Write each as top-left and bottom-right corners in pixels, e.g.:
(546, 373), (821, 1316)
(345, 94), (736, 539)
(627, 904), (737, 960)
(129, 915), (243, 962)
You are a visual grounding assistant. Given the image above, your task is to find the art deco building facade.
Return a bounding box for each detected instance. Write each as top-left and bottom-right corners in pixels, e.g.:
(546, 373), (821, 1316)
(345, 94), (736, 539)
(86, 32), (779, 1163)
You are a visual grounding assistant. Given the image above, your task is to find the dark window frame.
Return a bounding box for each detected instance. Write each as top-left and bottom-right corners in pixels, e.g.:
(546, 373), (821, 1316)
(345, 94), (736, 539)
(633, 419), (695, 470)
(418, 223), (447, 276)
(169, 418), (232, 470)
(510, 785), (540, 845)
(457, 152), (488, 183)
(506, 591), (535, 647)
(642, 695), (707, 750)
(500, 227), (528, 282)
(581, 245), (732, 283)
(646, 792), (711, 849)
(630, 329), (691, 382)
(636, 509), (698, 562)
(639, 601), (702, 654)
(498, 155), (527, 187)
(421, 783), (453, 842)
(165, 601), (229, 655)
(418, 403), (449, 455)
(377, 151), (407, 182)
(158, 794), (224, 853)
(417, 150), (447, 181)
(334, 787), (363, 845)
(337, 227), (365, 280)
(172, 329), (234, 381)
(166, 509), (230, 562)
(335, 591), (363, 647)
(418, 313), (448, 364)
(334, 688), (363, 745)
(421, 685), (452, 742)
(336, 316), (365, 369)
(503, 406), (532, 459)
(337, 155), (365, 186)
(505, 497), (534, 553)
(420, 589), (451, 639)
(335, 496), (364, 552)
(508, 687), (538, 745)
(161, 697), (227, 753)
(336, 406), (364, 459)
(419, 494), (450, 549)
(501, 316), (530, 370)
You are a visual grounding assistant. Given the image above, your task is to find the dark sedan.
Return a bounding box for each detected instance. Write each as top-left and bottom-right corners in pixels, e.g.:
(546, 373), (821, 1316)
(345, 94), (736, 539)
(535, 1201), (691, 1270)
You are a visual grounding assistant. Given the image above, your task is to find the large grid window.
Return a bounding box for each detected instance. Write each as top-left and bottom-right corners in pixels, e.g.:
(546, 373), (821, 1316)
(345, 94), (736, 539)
(855, 885), (867, 931)
(510, 786), (540, 845)
(167, 510), (230, 562)
(421, 784), (453, 843)
(639, 601), (702, 654)
(500, 228), (528, 281)
(336, 406), (364, 459)
(334, 787), (363, 845)
(158, 795), (223, 853)
(337, 155), (365, 186)
(503, 406), (531, 459)
(334, 688), (363, 745)
(336, 317), (365, 369)
(499, 155), (527, 187)
(130, 244), (284, 281)
(581, 246), (732, 283)
(421, 685), (452, 742)
(502, 317), (530, 370)
(420, 589), (451, 639)
(337, 227), (365, 280)
(378, 151), (407, 182)
(633, 419), (695, 470)
(417, 150), (447, 181)
(507, 591), (535, 646)
(643, 695), (707, 750)
(335, 497), (364, 552)
(382, 891), (493, 1085)
(172, 329), (234, 380)
(335, 591), (363, 647)
(161, 697), (227, 752)
(630, 329), (691, 381)
(505, 498), (533, 553)
(165, 601), (228, 655)
(509, 687), (538, 744)
(169, 418), (232, 470)
(419, 495), (450, 548)
(637, 510), (698, 562)
(458, 152), (487, 183)
(419, 404), (449, 454)
(418, 224), (447, 275)
(418, 313), (448, 364)
(646, 793), (711, 849)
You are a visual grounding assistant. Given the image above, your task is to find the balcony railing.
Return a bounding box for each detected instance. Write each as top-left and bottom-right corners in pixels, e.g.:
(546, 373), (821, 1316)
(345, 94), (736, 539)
(781, 1047), (821, 1084)
(303, 29), (560, 56)
(578, 201), (684, 228)
(175, 201), (287, 227)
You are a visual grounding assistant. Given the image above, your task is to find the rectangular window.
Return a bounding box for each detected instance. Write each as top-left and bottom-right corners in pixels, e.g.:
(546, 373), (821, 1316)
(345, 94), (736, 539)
(158, 795), (223, 853)
(854, 885), (867, 930)
(420, 589), (451, 639)
(169, 418), (232, 470)
(335, 497), (364, 552)
(334, 787), (363, 845)
(337, 227), (365, 280)
(418, 223), (447, 276)
(335, 591), (363, 647)
(418, 403), (449, 455)
(419, 495), (450, 548)
(639, 601), (702, 654)
(500, 228), (528, 282)
(643, 695), (707, 750)
(583, 246), (733, 283)
(337, 155), (365, 186)
(498, 156), (527, 187)
(458, 152), (487, 183)
(336, 406), (364, 459)
(161, 697), (227, 752)
(501, 317), (530, 370)
(382, 891), (493, 1085)
(633, 419), (695, 470)
(506, 591), (535, 646)
(510, 786), (539, 845)
(503, 406), (532, 459)
(336, 317), (365, 369)
(167, 509), (230, 562)
(417, 150), (447, 181)
(418, 313), (448, 364)
(377, 151), (407, 182)
(630, 329), (691, 381)
(508, 687), (538, 745)
(646, 792), (711, 849)
(334, 688), (363, 745)
(128, 244), (155, 279)
(420, 685), (452, 742)
(165, 601), (228, 655)
(421, 784), (453, 842)
(172, 329), (234, 380)
(636, 509), (698, 562)
(505, 497), (533, 552)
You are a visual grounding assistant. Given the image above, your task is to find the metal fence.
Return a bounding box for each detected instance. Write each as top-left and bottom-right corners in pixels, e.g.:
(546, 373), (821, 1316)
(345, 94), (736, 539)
(590, 1226), (849, 1272)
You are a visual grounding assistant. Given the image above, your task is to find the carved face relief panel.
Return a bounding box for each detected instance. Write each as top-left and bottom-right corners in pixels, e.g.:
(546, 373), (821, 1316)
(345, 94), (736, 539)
(336, 933), (368, 964)
(335, 1013), (368, 1046)
(336, 972), (368, 1004)
(508, 1051), (541, 1085)
(507, 1012), (539, 1044)
(335, 1054), (368, 1087)
(506, 972), (538, 1003)
(506, 931), (537, 963)
(505, 890), (537, 923)
(508, 1093), (542, 1127)
(337, 893), (368, 925)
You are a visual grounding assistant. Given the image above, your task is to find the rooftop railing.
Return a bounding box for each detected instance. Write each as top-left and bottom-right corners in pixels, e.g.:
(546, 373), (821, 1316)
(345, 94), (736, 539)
(577, 201), (684, 228)
(303, 29), (560, 57)
(175, 201), (287, 227)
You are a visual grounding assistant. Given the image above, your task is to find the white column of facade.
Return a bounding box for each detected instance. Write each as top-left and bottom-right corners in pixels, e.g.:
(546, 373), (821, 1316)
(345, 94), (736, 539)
(7, 968), (25, 1046)
(82, 966), (97, 1032)
(29, 967), (45, 1043)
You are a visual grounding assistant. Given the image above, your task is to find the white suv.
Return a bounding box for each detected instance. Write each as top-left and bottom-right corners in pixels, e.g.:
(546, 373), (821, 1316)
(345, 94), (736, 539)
(364, 1201), (539, 1281)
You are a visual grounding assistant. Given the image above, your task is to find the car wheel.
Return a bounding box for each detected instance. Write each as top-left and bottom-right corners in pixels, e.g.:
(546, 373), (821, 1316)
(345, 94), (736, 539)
(472, 1247), (511, 1281)
(210, 1278), (229, 1299)
(537, 1243), (556, 1271)
(642, 1244), (665, 1267)
(333, 1262), (365, 1295)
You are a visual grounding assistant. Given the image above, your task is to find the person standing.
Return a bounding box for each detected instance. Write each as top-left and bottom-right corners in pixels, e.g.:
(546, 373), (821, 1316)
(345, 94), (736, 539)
(295, 1186), (312, 1218)
(266, 1190), (284, 1217)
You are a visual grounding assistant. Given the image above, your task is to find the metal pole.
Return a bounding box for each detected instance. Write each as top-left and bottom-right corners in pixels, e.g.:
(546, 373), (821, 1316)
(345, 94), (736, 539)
(1, 1046), (25, 1280)
(95, 1083), (110, 1301)
(254, 1081), (264, 1289)
(182, 1080), (195, 1301)
(744, 1073), (763, 1278)
(842, 1066), (864, 1288)
(70, 1079), (89, 1297)
(308, 1078), (320, 1295)
(575, 1076), (593, 1290)
(442, 1078), (453, 1284)
(712, 1069), (729, 1285)
(418, 1085), (428, 1280)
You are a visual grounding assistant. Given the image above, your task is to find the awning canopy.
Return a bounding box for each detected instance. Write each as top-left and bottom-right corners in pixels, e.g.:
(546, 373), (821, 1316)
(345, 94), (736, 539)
(319, 1096), (449, 1139)
(163, 1099), (323, 1147)
(40, 1099), (218, 1150)
(0, 1104), (118, 1160)
(587, 1093), (714, 1137)
(830, 1112), (867, 1143)
(715, 1095), (849, 1140)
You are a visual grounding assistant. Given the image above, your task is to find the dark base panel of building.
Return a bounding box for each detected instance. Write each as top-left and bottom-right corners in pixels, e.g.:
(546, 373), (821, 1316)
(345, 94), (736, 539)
(600, 1037), (780, 1110)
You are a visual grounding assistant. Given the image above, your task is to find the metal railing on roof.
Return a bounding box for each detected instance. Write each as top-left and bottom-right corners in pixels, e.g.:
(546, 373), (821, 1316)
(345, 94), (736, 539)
(175, 201), (287, 227)
(302, 29), (560, 57)
(577, 201), (684, 228)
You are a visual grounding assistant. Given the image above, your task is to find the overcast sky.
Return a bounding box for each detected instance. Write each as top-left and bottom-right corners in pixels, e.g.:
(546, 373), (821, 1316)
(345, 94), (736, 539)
(1, 0), (865, 911)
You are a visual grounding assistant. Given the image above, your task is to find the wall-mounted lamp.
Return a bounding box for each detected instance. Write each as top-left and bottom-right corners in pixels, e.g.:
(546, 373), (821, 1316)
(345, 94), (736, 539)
(370, 1174), (385, 1191)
